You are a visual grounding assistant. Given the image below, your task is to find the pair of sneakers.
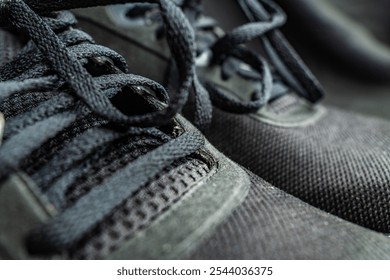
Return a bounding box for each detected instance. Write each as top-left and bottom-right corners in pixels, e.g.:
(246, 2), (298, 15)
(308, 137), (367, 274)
(0, 0), (389, 259)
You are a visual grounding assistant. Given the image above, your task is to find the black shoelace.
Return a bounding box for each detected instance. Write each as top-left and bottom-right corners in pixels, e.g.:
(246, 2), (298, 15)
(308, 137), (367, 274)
(0, 0), (205, 255)
(190, 0), (325, 113)
(127, 0), (324, 126)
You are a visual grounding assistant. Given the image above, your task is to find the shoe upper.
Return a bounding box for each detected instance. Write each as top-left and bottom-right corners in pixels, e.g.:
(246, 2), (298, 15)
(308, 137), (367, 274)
(200, 0), (390, 234)
(1, 0), (390, 261)
(81, 0), (390, 235)
(0, 0), (217, 259)
(190, 170), (390, 260)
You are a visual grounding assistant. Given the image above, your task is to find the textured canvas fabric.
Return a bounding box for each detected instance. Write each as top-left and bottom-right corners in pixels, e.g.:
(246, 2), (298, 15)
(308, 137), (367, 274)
(2, 1), (390, 260)
(205, 105), (390, 234)
(71, 157), (211, 259)
(190, 170), (390, 259)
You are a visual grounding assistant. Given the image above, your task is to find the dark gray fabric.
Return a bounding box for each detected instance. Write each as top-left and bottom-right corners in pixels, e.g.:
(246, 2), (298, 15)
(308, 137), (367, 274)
(0, 1), (208, 256)
(190, 170), (390, 260)
(71, 158), (211, 259)
(62, 135), (163, 205)
(273, 0), (390, 83)
(327, 0), (390, 44)
(205, 106), (390, 233)
(3, 0), (390, 260)
(180, 0), (390, 234)
(0, 30), (21, 65)
(267, 93), (301, 114)
(74, 2), (390, 235)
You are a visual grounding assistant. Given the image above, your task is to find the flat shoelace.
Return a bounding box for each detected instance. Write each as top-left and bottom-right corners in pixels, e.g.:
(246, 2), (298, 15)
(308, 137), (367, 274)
(170, 0), (325, 118)
(0, 0), (205, 255)
(236, 0), (324, 102)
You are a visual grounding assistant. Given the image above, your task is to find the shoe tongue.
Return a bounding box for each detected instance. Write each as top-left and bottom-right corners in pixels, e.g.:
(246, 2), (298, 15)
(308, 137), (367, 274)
(0, 30), (22, 66)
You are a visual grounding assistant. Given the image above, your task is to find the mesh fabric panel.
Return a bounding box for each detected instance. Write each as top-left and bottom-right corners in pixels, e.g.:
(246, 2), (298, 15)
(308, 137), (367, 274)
(71, 158), (211, 259)
(267, 94), (302, 114)
(190, 171), (390, 259)
(205, 106), (390, 233)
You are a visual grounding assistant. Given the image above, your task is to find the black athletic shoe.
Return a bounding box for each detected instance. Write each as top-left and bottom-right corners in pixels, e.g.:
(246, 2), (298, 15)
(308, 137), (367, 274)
(76, 0), (390, 235)
(2, 0), (390, 260)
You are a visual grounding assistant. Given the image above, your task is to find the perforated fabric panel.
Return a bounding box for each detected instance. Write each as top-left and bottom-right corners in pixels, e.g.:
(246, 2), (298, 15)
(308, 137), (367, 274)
(64, 135), (164, 205)
(71, 158), (211, 259)
(189, 171), (390, 259)
(205, 106), (390, 233)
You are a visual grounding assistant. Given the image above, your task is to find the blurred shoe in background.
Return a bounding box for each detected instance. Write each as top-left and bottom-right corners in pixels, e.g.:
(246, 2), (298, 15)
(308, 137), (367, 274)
(74, 0), (390, 235)
(205, 0), (390, 120)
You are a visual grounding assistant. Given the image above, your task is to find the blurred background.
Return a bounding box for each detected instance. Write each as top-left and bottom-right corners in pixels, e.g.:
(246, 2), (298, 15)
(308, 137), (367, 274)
(205, 0), (390, 119)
